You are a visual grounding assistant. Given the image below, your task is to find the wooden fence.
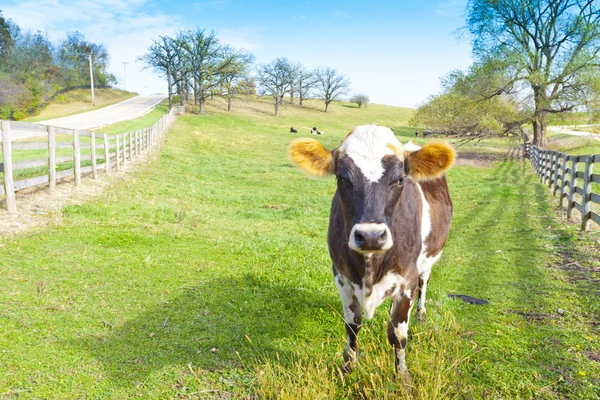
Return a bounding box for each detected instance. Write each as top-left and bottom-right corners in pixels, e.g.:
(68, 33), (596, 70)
(525, 142), (600, 231)
(1, 107), (176, 212)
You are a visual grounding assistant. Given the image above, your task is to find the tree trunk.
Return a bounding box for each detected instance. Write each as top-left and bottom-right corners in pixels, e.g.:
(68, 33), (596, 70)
(532, 87), (548, 147)
(167, 64), (172, 109)
(228, 96), (232, 111)
(199, 88), (205, 114)
(274, 97), (279, 116)
(324, 101), (329, 113)
(299, 96), (303, 108)
(290, 85), (294, 105)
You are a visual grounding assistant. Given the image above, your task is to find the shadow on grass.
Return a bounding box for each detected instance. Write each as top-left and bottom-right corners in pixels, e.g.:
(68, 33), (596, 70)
(72, 273), (337, 388)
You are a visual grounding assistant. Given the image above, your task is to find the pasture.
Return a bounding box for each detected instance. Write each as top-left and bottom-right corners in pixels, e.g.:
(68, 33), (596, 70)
(1, 98), (599, 399)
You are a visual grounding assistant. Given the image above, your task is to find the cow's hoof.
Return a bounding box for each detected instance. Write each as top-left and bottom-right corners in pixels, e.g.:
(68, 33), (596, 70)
(416, 308), (426, 323)
(398, 370), (412, 387)
(341, 349), (357, 374)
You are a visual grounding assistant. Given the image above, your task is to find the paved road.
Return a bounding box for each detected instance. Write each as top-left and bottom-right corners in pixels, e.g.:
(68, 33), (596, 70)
(7, 94), (166, 140)
(550, 125), (600, 141)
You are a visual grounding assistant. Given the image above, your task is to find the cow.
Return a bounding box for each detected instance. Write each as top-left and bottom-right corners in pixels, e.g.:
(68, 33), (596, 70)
(290, 127), (298, 133)
(288, 125), (453, 377)
(310, 127), (324, 135)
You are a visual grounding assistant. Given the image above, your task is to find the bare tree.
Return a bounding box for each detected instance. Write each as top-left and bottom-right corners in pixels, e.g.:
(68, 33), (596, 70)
(350, 93), (370, 108)
(219, 48), (254, 111)
(297, 66), (316, 108)
(257, 58), (292, 116)
(466, 0), (600, 147)
(314, 67), (351, 112)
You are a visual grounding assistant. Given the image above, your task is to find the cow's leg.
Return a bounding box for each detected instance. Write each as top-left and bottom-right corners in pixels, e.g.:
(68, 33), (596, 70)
(334, 273), (362, 373)
(388, 289), (415, 378)
(415, 252), (441, 323)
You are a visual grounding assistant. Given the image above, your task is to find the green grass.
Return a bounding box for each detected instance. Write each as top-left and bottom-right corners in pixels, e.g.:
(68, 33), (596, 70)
(1, 98), (599, 398)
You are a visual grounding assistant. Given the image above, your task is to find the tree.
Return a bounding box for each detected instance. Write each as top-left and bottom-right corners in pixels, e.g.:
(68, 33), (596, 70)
(139, 36), (186, 108)
(257, 58), (293, 116)
(410, 64), (529, 139)
(57, 31), (115, 87)
(179, 29), (232, 114)
(219, 48), (254, 111)
(296, 66), (316, 108)
(466, 0), (600, 147)
(350, 93), (370, 108)
(314, 67), (351, 112)
(0, 10), (13, 65)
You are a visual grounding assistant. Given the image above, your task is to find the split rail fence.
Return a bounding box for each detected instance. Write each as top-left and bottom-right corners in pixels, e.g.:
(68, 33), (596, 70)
(1, 107), (177, 212)
(524, 142), (599, 231)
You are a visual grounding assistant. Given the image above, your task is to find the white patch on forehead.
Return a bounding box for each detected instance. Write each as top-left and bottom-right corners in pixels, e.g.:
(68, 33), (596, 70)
(340, 125), (401, 182)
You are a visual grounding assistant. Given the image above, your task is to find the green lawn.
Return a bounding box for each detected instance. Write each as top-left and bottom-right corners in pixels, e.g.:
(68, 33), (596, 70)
(0, 99), (599, 399)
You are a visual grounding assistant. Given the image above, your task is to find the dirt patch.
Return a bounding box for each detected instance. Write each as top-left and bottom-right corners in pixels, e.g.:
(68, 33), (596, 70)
(455, 146), (524, 167)
(507, 309), (559, 321)
(0, 131), (167, 238)
(584, 350), (600, 363)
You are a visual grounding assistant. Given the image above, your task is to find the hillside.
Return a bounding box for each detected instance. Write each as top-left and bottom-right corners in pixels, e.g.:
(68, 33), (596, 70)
(0, 97), (598, 399)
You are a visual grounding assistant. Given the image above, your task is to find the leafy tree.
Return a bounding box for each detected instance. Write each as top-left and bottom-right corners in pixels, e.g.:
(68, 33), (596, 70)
(257, 58), (293, 116)
(314, 67), (351, 112)
(466, 0), (600, 146)
(0, 10), (13, 65)
(350, 93), (370, 108)
(57, 31), (116, 87)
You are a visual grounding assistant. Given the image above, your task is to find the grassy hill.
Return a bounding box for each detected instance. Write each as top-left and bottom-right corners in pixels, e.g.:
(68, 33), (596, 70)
(0, 97), (598, 399)
(23, 88), (137, 123)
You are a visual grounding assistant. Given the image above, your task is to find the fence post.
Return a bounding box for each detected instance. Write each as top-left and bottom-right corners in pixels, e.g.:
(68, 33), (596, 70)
(91, 132), (98, 179)
(48, 125), (56, 193)
(1, 121), (16, 213)
(539, 150), (545, 183)
(581, 157), (593, 231)
(559, 155), (568, 206)
(553, 153), (561, 195)
(103, 134), (111, 176)
(115, 135), (121, 171)
(73, 130), (81, 187)
(129, 132), (133, 162)
(567, 157), (577, 219)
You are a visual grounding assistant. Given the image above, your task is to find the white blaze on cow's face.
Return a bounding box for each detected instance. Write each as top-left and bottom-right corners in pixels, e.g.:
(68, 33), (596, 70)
(337, 125), (404, 255)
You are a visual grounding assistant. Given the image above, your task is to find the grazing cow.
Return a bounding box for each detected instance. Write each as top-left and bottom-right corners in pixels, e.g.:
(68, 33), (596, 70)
(288, 125), (453, 376)
(415, 130), (420, 137)
(290, 127), (298, 133)
(310, 127), (324, 135)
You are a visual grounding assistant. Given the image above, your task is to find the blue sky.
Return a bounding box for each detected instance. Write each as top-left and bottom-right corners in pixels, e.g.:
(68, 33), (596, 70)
(2, 0), (472, 107)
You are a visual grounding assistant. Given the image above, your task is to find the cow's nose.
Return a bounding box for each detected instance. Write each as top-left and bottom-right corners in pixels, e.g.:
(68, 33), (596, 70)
(354, 227), (388, 250)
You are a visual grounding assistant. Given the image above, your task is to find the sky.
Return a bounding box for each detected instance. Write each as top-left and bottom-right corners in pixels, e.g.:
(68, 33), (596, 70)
(1, 0), (473, 108)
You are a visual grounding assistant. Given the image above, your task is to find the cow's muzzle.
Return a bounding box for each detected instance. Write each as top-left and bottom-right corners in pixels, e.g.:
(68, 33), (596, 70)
(348, 223), (393, 254)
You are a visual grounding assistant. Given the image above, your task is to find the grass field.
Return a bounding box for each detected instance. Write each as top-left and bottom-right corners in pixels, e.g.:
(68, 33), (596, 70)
(23, 89), (137, 123)
(1, 97), (599, 399)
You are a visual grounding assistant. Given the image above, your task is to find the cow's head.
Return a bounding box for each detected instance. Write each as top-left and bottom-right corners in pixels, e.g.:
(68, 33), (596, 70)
(289, 125), (454, 256)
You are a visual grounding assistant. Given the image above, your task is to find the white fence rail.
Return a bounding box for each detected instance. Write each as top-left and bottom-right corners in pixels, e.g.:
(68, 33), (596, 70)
(1, 107), (177, 212)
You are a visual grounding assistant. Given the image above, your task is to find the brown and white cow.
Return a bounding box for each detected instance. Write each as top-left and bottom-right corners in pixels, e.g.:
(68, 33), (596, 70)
(289, 125), (453, 375)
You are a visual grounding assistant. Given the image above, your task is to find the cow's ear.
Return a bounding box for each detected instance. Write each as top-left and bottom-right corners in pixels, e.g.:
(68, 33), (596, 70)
(289, 138), (334, 177)
(405, 141), (454, 181)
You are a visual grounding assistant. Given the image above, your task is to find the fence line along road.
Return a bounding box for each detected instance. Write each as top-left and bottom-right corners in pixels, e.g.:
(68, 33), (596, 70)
(524, 142), (599, 231)
(1, 106), (182, 213)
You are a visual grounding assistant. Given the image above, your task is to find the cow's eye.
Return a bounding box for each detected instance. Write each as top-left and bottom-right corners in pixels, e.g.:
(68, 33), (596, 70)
(392, 177), (404, 186)
(337, 176), (351, 186)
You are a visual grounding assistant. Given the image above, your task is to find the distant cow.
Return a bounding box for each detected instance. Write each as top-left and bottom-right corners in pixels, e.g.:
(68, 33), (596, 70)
(289, 125), (454, 376)
(310, 127), (323, 135)
(415, 130), (419, 137)
(290, 127), (298, 133)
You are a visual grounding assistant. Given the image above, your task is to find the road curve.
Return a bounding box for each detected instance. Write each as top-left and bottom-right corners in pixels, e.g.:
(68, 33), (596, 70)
(40, 94), (166, 131)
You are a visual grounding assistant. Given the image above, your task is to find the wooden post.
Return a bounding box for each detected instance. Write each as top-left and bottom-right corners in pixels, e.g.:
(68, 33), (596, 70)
(559, 155), (568, 206)
(567, 157), (577, 219)
(116, 135), (121, 171)
(1, 121), (16, 213)
(136, 130), (140, 154)
(553, 153), (561, 195)
(103, 133), (111, 176)
(73, 130), (81, 187)
(48, 125), (56, 193)
(581, 157), (593, 231)
(539, 150), (545, 183)
(129, 132), (133, 161)
(91, 131), (98, 179)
